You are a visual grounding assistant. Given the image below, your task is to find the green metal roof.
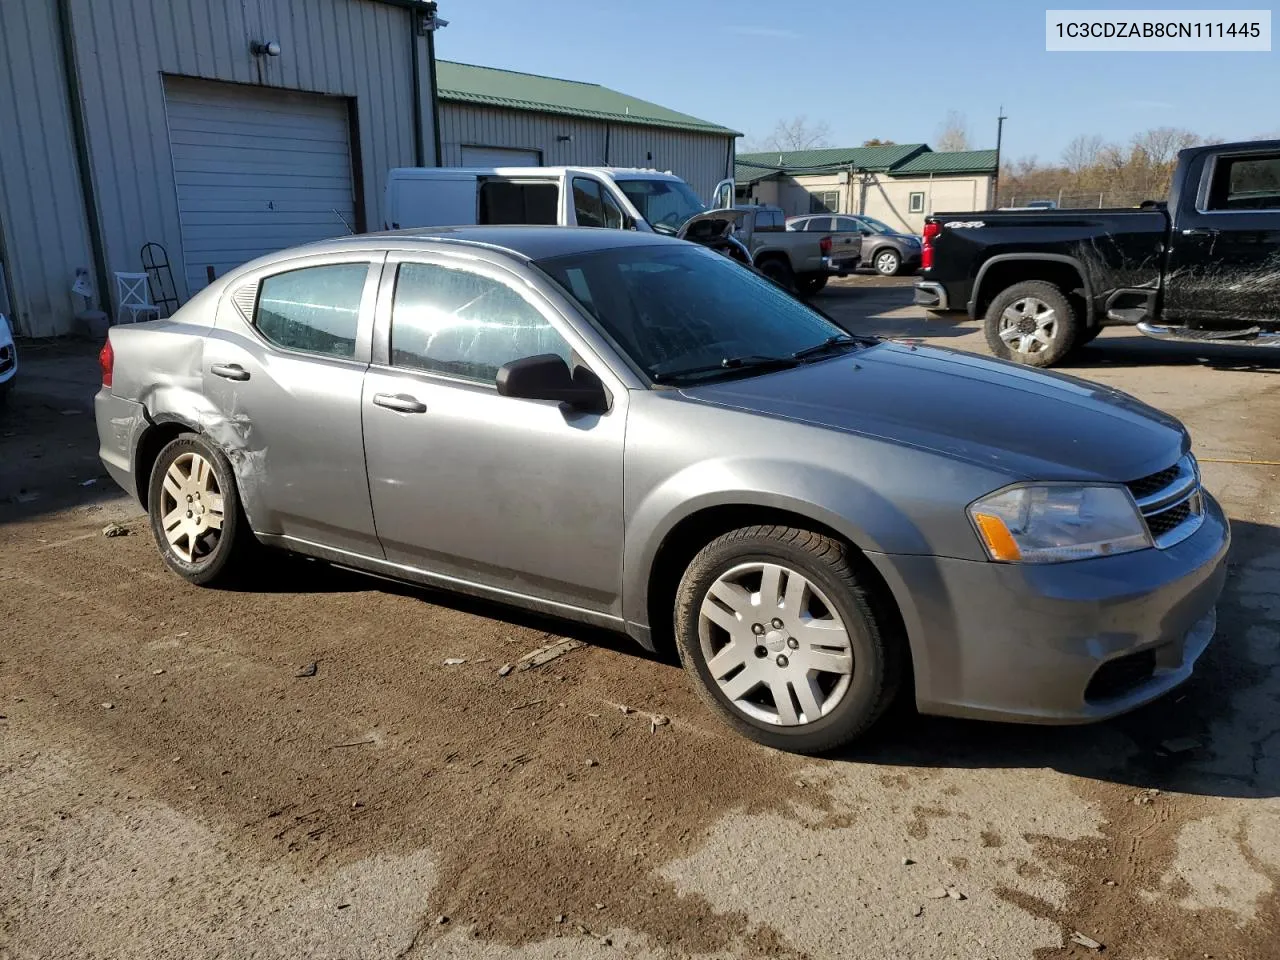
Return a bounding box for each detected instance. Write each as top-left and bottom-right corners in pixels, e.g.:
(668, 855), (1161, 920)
(736, 144), (927, 173)
(436, 61), (740, 136)
(890, 149), (998, 176)
(735, 161), (784, 185)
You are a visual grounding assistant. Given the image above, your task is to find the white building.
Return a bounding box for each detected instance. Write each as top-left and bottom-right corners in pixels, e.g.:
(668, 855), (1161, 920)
(736, 145), (997, 234)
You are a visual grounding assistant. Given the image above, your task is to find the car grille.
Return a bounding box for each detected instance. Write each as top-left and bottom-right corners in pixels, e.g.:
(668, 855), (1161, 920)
(1125, 454), (1204, 549)
(0, 345), (12, 374)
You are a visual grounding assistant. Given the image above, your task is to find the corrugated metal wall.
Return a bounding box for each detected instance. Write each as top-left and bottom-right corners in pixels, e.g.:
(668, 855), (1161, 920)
(0, 0), (94, 337)
(68, 0), (420, 304)
(0, 0), (428, 335)
(439, 104), (735, 203)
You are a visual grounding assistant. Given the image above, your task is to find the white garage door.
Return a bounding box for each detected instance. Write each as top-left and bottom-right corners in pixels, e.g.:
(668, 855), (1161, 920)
(460, 145), (542, 167)
(164, 78), (356, 296)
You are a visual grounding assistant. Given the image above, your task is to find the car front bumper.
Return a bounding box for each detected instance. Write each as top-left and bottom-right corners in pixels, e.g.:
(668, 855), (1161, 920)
(869, 491), (1230, 724)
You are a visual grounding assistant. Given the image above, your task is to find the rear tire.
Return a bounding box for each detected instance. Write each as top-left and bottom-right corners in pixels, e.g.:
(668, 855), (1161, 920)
(674, 525), (902, 754)
(795, 274), (828, 297)
(757, 258), (796, 292)
(147, 433), (258, 586)
(984, 280), (1080, 368)
(873, 248), (902, 276)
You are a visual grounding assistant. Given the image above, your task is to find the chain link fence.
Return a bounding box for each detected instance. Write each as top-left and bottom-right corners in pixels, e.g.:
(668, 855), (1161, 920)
(997, 189), (1162, 209)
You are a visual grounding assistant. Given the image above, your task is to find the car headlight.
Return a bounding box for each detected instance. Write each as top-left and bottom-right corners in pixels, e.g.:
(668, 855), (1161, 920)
(968, 485), (1152, 563)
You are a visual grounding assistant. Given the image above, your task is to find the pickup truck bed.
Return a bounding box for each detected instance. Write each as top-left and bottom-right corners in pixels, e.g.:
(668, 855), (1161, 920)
(915, 139), (1280, 367)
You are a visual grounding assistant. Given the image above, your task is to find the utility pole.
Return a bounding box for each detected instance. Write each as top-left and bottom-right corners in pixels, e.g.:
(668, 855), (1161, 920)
(992, 106), (1007, 208)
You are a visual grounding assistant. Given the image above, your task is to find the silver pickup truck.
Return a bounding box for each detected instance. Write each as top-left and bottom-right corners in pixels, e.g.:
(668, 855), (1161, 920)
(678, 205), (861, 296)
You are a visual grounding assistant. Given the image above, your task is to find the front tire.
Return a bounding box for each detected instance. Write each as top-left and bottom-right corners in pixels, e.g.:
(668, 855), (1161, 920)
(147, 433), (257, 586)
(873, 248), (902, 276)
(674, 525), (901, 754)
(983, 280), (1080, 368)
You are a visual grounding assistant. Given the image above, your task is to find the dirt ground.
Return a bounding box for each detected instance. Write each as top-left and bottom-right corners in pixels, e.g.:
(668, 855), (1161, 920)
(2, 284), (1279, 960)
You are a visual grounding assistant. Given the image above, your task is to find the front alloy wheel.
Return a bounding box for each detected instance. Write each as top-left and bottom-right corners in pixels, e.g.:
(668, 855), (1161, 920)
(674, 525), (901, 753)
(699, 561), (853, 725)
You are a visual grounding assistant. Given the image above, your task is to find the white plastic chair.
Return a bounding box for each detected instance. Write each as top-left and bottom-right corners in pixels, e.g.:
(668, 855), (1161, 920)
(115, 272), (160, 324)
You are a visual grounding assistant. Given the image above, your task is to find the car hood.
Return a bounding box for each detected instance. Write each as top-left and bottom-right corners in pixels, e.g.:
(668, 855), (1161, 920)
(678, 341), (1187, 482)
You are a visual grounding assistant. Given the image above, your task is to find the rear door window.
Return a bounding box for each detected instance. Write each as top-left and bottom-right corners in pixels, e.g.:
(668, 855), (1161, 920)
(255, 263), (369, 358)
(1207, 153), (1280, 211)
(803, 217), (834, 231)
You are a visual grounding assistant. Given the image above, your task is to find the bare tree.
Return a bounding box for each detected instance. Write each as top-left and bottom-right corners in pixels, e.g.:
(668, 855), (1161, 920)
(1062, 135), (1105, 173)
(935, 110), (971, 152)
(1131, 127), (1203, 168)
(750, 115), (832, 154)
(862, 138), (897, 147)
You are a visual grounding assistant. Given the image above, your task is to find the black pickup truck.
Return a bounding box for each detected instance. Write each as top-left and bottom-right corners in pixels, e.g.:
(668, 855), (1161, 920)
(914, 139), (1280, 367)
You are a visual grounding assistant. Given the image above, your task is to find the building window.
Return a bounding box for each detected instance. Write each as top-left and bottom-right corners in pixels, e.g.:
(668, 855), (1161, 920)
(809, 190), (839, 214)
(908, 192), (926, 214)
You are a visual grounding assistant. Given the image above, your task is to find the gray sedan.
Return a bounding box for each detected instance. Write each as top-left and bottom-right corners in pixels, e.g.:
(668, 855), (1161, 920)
(95, 227), (1228, 754)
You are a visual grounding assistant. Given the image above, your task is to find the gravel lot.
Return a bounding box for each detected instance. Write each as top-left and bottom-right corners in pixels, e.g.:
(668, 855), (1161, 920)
(3, 279), (1278, 959)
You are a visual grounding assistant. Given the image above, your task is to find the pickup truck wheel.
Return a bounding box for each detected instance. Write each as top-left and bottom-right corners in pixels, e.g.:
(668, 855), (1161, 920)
(147, 434), (257, 587)
(984, 280), (1080, 368)
(674, 525), (901, 754)
(795, 274), (828, 296)
(873, 249), (902, 276)
(758, 258), (796, 291)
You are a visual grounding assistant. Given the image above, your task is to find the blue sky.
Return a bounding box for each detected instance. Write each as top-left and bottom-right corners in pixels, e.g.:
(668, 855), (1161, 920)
(435, 0), (1276, 163)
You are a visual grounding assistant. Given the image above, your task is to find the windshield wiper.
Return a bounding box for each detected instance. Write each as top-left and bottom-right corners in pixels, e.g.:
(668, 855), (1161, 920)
(652, 354), (799, 383)
(791, 334), (864, 361)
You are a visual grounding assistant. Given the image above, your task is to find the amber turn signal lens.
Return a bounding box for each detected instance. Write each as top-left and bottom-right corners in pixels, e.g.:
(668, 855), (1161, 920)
(972, 512), (1022, 562)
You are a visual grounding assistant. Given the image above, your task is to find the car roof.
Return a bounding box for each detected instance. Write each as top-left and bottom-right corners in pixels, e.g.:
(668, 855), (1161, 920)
(274, 225), (687, 263)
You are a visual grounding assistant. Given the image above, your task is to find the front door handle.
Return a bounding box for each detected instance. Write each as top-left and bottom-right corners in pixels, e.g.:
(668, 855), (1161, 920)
(1180, 227), (1219, 237)
(373, 392), (427, 414)
(210, 363), (250, 381)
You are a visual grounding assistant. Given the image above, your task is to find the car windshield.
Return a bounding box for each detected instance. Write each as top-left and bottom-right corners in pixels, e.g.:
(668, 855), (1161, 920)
(535, 243), (855, 383)
(616, 179), (706, 235)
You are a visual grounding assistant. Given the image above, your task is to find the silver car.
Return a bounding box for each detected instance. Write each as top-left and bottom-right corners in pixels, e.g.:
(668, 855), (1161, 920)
(95, 228), (1229, 754)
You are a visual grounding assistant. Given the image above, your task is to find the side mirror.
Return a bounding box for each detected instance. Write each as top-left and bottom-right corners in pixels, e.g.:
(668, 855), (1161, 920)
(496, 354), (609, 413)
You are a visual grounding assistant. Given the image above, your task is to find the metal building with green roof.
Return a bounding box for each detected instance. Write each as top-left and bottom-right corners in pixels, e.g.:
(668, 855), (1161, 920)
(435, 60), (739, 201)
(734, 144), (998, 234)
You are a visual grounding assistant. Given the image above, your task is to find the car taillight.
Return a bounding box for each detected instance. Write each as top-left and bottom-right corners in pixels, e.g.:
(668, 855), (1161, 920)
(99, 338), (114, 388)
(921, 221), (941, 270)
(819, 236), (832, 255)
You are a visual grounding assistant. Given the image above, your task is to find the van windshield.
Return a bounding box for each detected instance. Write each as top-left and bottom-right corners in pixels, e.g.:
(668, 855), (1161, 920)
(616, 179), (705, 235)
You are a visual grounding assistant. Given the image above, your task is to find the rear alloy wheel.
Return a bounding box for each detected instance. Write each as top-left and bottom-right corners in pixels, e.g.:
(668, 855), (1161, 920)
(674, 525), (901, 753)
(148, 434), (255, 586)
(984, 280), (1080, 368)
(873, 248), (901, 276)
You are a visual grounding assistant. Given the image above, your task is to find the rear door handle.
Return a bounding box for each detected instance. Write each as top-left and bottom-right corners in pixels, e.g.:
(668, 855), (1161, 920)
(372, 392), (427, 414)
(1180, 227), (1219, 237)
(210, 363), (250, 381)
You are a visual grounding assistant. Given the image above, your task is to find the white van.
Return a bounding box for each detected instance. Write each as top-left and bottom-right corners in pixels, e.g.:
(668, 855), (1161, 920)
(383, 166), (735, 236)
